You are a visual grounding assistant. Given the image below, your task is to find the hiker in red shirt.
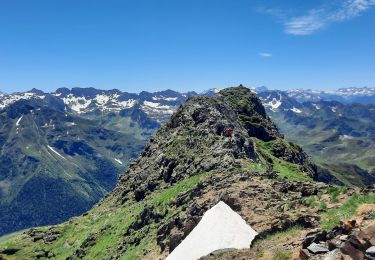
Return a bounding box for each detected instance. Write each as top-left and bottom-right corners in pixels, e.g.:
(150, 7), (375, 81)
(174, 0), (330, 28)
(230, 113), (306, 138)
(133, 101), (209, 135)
(225, 127), (233, 137)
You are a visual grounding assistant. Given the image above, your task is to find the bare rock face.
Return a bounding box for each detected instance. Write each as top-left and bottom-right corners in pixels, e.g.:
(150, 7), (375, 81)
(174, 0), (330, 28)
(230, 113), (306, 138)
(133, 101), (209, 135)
(111, 86), (317, 205)
(299, 221), (375, 260)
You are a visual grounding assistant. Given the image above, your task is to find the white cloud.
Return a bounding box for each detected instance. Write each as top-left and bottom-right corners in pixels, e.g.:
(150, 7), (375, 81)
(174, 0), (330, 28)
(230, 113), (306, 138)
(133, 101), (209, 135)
(285, 9), (326, 35)
(264, 0), (375, 36)
(258, 52), (272, 58)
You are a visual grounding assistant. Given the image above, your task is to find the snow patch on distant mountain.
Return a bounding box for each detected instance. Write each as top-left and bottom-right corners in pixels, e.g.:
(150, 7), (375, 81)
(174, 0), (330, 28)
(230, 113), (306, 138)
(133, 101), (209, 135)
(93, 94), (136, 111)
(143, 101), (170, 109)
(142, 101), (174, 117)
(16, 115), (23, 126)
(62, 94), (92, 113)
(61, 93), (137, 113)
(264, 98), (282, 111)
(312, 103), (321, 110)
(114, 158), (123, 165)
(291, 107), (302, 113)
(47, 145), (66, 160)
(152, 96), (178, 101)
(0, 92), (45, 109)
(339, 135), (353, 141)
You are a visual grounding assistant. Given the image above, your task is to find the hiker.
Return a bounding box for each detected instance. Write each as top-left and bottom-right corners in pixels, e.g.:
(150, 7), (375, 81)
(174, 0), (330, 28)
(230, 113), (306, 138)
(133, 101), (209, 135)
(225, 127), (233, 137)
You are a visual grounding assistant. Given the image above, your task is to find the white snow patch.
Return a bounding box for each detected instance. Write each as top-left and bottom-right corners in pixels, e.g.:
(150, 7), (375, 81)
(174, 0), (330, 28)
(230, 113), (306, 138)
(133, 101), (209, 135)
(47, 145), (66, 160)
(62, 94), (92, 113)
(94, 94), (110, 105)
(143, 101), (171, 110)
(16, 115), (23, 126)
(0, 92), (39, 109)
(152, 96), (178, 101)
(339, 135), (352, 141)
(114, 158), (123, 165)
(291, 107), (302, 113)
(66, 122), (77, 127)
(160, 109), (174, 114)
(144, 101), (161, 108)
(118, 99), (136, 108)
(264, 98), (282, 111)
(93, 94), (136, 111)
(312, 103), (320, 110)
(166, 201), (257, 260)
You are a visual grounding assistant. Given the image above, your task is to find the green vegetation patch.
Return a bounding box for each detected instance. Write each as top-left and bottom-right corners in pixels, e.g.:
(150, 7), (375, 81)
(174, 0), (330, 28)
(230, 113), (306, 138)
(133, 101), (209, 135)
(320, 193), (375, 230)
(273, 249), (293, 260)
(253, 138), (311, 181)
(253, 226), (303, 259)
(326, 186), (347, 203)
(0, 173), (208, 260)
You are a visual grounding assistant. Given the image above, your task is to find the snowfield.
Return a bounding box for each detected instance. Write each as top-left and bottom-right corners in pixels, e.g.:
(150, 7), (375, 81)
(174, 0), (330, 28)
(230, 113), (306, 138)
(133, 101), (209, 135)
(47, 145), (66, 160)
(166, 201), (258, 260)
(114, 158), (123, 165)
(16, 115), (23, 126)
(291, 107), (302, 113)
(0, 92), (44, 109)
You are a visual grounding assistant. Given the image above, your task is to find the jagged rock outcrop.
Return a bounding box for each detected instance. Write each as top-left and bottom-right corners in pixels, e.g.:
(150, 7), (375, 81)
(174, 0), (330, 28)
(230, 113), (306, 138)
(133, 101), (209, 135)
(112, 87), (317, 205)
(102, 86), (320, 255)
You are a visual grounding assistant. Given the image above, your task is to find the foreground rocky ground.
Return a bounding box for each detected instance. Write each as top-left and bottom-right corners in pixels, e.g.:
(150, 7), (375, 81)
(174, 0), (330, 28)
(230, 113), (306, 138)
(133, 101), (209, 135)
(201, 188), (375, 260)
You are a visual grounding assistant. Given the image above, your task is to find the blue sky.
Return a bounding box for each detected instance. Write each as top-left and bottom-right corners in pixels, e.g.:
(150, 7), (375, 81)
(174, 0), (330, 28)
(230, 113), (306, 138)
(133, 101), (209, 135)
(1, 0), (374, 93)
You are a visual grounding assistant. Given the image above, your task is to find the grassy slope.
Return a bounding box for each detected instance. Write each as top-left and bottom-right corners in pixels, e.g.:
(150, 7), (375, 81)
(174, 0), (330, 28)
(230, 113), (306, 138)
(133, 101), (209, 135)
(0, 173), (207, 259)
(253, 138), (311, 181)
(270, 113), (375, 186)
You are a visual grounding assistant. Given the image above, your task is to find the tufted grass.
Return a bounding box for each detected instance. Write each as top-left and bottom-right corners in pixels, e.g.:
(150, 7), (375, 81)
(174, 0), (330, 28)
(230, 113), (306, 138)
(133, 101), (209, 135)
(320, 193), (375, 230)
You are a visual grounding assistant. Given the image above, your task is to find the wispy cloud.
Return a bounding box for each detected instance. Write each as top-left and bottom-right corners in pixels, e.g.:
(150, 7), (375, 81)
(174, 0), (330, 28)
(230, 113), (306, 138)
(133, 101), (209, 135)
(285, 9), (326, 35)
(258, 52), (272, 58)
(263, 0), (375, 35)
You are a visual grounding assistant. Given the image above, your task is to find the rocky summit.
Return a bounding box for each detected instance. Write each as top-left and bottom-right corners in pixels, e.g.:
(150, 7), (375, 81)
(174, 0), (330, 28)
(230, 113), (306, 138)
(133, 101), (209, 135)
(1, 86), (374, 260)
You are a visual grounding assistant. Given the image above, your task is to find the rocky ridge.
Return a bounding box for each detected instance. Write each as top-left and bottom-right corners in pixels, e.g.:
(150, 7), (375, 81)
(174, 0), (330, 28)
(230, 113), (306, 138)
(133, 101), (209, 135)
(1, 86), (373, 260)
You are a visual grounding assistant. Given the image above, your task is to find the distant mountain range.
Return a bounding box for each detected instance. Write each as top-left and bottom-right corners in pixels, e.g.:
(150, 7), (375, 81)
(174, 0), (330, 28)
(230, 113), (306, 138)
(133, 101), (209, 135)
(286, 86), (375, 104)
(257, 89), (375, 186)
(0, 85), (374, 236)
(0, 87), (197, 123)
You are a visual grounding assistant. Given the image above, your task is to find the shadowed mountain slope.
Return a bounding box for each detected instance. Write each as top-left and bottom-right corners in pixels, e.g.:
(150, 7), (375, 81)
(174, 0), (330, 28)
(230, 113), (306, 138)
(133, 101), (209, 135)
(0, 100), (144, 236)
